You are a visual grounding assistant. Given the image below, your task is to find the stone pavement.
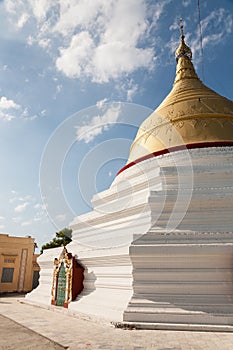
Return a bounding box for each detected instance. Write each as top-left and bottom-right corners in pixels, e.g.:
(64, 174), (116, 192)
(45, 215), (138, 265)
(1, 295), (233, 350)
(0, 314), (65, 350)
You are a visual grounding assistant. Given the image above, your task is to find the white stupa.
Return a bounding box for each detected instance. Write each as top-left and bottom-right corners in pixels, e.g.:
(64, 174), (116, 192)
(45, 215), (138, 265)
(26, 25), (233, 330)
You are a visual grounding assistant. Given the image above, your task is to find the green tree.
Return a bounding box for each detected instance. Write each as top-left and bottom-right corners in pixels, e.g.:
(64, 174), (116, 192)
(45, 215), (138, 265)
(40, 228), (72, 253)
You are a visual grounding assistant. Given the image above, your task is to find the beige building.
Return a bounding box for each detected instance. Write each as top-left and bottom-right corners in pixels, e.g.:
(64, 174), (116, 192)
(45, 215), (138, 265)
(0, 233), (40, 293)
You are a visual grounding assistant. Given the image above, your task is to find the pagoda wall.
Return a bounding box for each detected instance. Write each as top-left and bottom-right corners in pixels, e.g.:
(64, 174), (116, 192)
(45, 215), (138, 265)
(26, 147), (233, 328)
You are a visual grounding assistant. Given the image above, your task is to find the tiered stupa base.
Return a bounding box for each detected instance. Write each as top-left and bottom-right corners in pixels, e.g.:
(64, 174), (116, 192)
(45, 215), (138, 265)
(124, 231), (233, 329)
(26, 147), (233, 330)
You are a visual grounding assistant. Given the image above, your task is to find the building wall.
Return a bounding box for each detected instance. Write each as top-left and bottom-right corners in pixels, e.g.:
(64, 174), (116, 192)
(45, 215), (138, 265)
(0, 234), (40, 293)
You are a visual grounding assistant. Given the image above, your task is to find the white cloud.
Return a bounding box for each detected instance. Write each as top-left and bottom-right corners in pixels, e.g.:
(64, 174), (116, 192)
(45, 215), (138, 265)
(26, 115), (38, 121)
(1, 65), (8, 71)
(33, 202), (48, 223)
(38, 38), (51, 49)
(187, 9), (233, 62)
(21, 220), (32, 227)
(90, 0), (155, 82)
(182, 0), (191, 7)
(34, 217), (42, 222)
(200, 9), (233, 48)
(53, 0), (106, 37)
(19, 107), (45, 121)
(92, 42), (153, 83)
(55, 214), (67, 222)
(27, 35), (34, 46)
(114, 79), (139, 102)
(29, 0), (53, 22)
(14, 202), (29, 213)
(21, 107), (30, 118)
(0, 224), (5, 230)
(166, 36), (179, 57)
(9, 191), (34, 203)
(0, 113), (15, 121)
(127, 82), (138, 102)
(76, 103), (121, 143)
(148, 1), (172, 32)
(0, 216), (5, 221)
(56, 31), (95, 79)
(5, 0), (20, 14)
(5, 0), (158, 83)
(12, 217), (22, 223)
(169, 17), (180, 32)
(40, 109), (47, 117)
(5, 0), (232, 85)
(34, 203), (42, 209)
(10, 196), (47, 226)
(0, 96), (20, 110)
(17, 13), (29, 28)
(56, 84), (62, 94)
(0, 96), (21, 121)
(96, 98), (108, 110)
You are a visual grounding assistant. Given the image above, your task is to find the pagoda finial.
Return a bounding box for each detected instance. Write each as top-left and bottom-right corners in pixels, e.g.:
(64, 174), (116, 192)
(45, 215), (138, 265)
(174, 19), (199, 84)
(175, 18), (192, 62)
(179, 18), (185, 41)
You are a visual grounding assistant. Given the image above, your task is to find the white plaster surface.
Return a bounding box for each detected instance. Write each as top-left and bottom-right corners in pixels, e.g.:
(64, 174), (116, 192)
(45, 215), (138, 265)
(26, 147), (233, 328)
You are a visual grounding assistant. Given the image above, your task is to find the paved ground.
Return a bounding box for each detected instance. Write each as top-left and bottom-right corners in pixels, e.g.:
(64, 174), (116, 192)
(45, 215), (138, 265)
(0, 314), (65, 350)
(1, 295), (233, 349)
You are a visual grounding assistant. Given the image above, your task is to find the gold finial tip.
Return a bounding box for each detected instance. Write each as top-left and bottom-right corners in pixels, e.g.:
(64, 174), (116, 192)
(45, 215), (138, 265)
(175, 18), (192, 62)
(179, 18), (185, 40)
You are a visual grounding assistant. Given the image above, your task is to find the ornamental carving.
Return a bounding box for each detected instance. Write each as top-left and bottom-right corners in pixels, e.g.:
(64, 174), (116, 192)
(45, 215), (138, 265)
(51, 246), (84, 308)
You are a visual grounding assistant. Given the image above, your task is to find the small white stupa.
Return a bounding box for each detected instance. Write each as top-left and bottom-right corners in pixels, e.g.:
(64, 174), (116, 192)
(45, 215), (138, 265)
(26, 23), (233, 330)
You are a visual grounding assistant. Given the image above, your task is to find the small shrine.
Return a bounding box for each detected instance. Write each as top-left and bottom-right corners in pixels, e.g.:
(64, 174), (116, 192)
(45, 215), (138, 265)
(51, 246), (84, 308)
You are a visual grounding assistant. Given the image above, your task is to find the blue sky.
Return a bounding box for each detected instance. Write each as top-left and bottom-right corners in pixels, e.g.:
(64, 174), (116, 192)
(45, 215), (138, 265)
(0, 0), (232, 249)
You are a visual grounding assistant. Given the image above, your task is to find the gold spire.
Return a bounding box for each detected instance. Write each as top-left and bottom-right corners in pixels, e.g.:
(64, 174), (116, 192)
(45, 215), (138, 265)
(175, 19), (192, 62)
(174, 18), (199, 84)
(125, 21), (233, 165)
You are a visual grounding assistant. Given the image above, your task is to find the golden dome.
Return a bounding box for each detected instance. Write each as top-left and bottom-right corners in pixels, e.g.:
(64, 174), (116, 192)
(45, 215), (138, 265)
(127, 27), (233, 165)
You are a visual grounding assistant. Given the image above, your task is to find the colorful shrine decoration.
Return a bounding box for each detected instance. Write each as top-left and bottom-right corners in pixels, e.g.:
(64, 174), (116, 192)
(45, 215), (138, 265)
(51, 246), (84, 308)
